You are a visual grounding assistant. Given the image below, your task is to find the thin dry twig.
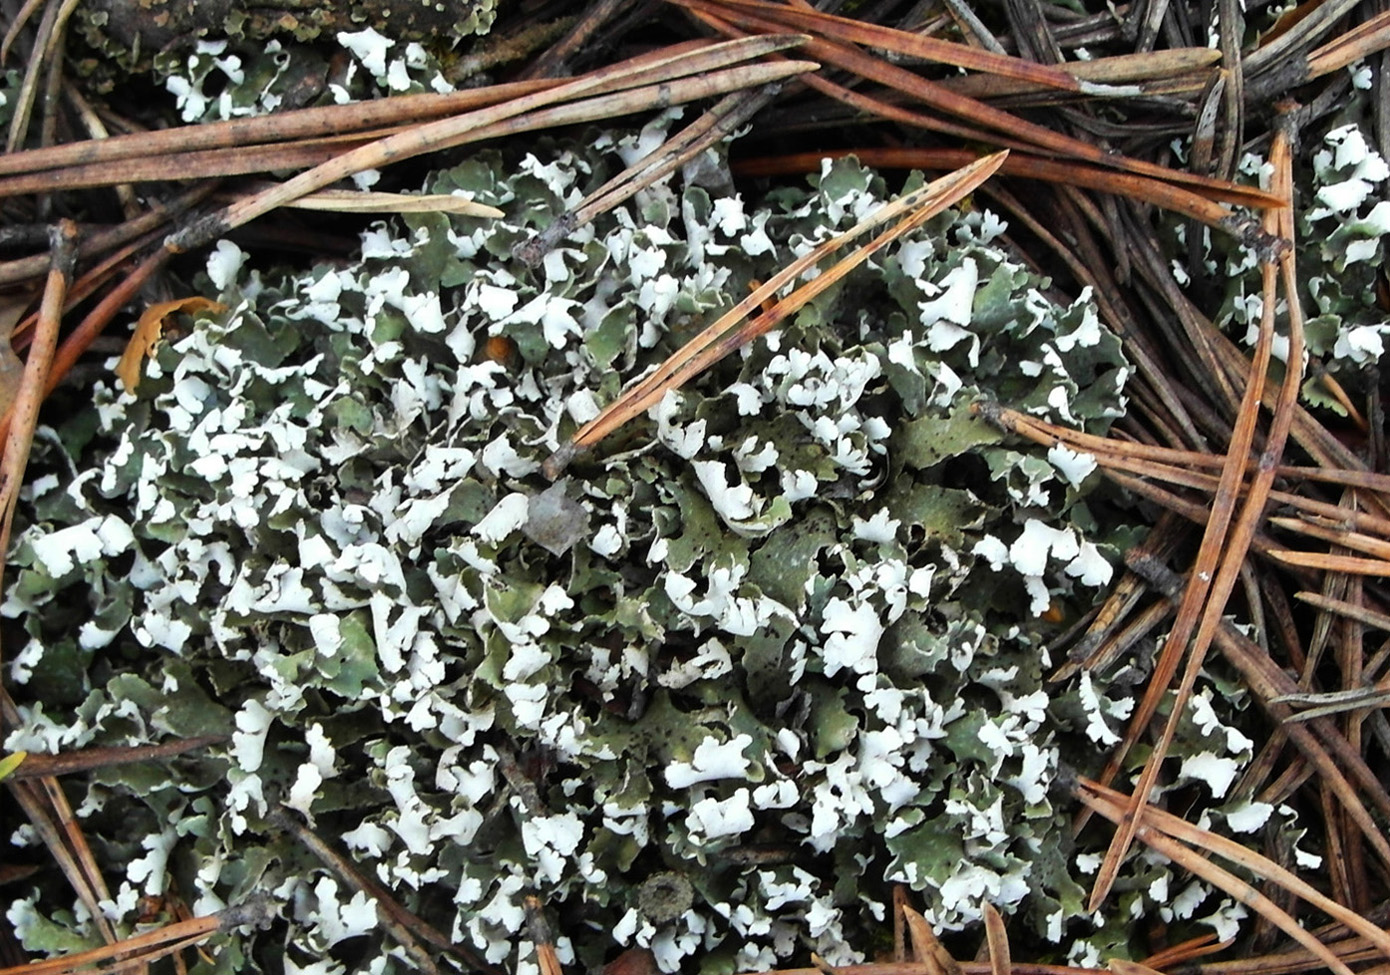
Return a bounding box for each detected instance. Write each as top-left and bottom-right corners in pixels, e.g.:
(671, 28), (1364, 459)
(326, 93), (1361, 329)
(1123, 554), (1390, 872)
(675, 0), (1284, 219)
(0, 220), (76, 586)
(936, 46), (1219, 99)
(1079, 777), (1390, 964)
(1076, 781), (1362, 975)
(682, 0), (1086, 91)
(271, 808), (496, 975)
(519, 0), (638, 80)
(7, 734), (229, 780)
(1294, 591), (1390, 633)
(1307, 9), (1390, 79)
(0, 79), (559, 179)
(525, 895), (566, 975)
(234, 184), (505, 217)
(0, 183), (214, 287)
(0, 57), (813, 203)
(1, 686), (118, 948)
(902, 901), (962, 975)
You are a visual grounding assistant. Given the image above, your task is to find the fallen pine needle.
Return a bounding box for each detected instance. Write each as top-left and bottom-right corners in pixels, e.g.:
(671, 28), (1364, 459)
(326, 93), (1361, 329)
(273, 188), (505, 217)
(1267, 550), (1390, 576)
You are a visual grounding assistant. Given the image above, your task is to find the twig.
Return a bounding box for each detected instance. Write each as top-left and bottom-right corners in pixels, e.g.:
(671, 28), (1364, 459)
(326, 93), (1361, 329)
(902, 901), (961, 975)
(4, 0), (60, 152)
(1307, 9), (1390, 79)
(1078, 777), (1388, 971)
(271, 808), (496, 975)
(982, 404), (1390, 499)
(2, 688), (117, 948)
(683, 0), (1084, 90)
(939, 47), (1219, 99)
(1266, 551), (1390, 576)
(520, 0), (638, 79)
(1245, 0), (1365, 78)
(525, 896), (565, 975)
(734, 146), (1278, 231)
(1139, 933), (1231, 970)
(676, 0), (1284, 213)
(1124, 556), (1390, 869)
(0, 183), (214, 287)
(0, 0), (48, 65)
(0, 220), (76, 586)
(1269, 514), (1390, 561)
(64, 85), (140, 218)
(0, 78), (560, 178)
(939, 0), (1007, 55)
(1293, 591), (1390, 634)
(7, 734), (229, 780)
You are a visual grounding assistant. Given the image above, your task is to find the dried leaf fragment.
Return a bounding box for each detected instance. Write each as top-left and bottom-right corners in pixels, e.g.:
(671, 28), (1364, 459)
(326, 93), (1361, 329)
(115, 296), (225, 392)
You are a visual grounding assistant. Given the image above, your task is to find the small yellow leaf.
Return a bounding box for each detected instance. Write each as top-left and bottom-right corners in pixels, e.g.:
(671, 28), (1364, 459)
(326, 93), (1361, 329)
(115, 297), (225, 393)
(0, 751), (27, 781)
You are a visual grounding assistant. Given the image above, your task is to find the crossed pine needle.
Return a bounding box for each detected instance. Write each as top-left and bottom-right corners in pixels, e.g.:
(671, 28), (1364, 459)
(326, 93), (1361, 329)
(543, 151), (1007, 478)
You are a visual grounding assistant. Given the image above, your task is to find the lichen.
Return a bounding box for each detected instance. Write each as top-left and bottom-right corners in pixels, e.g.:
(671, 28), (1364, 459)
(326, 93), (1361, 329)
(70, 0), (494, 95)
(3, 134), (1279, 970)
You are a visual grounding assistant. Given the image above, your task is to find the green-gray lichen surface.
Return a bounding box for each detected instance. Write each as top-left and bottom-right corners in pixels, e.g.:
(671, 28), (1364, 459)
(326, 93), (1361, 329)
(4, 38), (1369, 975)
(72, 0), (496, 87)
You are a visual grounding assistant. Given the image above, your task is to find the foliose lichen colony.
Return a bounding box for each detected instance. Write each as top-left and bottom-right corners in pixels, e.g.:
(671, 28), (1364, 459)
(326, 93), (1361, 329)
(5, 29), (1384, 975)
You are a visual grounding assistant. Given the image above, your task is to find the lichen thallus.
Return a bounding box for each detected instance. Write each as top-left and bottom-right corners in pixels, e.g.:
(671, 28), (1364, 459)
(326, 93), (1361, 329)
(543, 151), (1007, 478)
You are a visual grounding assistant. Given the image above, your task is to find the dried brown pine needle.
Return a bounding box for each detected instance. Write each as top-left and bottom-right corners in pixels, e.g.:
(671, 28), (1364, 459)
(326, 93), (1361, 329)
(167, 39), (816, 252)
(681, 0), (1084, 91)
(983, 903), (1011, 975)
(1293, 591), (1390, 633)
(1090, 127), (1306, 903)
(734, 146), (1279, 232)
(1268, 550), (1390, 577)
(1079, 777), (1390, 965)
(264, 186), (506, 217)
(902, 901), (962, 975)
(0, 900), (275, 975)
(5, 734), (229, 779)
(1307, 9), (1390, 78)
(0, 78), (560, 179)
(1077, 781), (1357, 975)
